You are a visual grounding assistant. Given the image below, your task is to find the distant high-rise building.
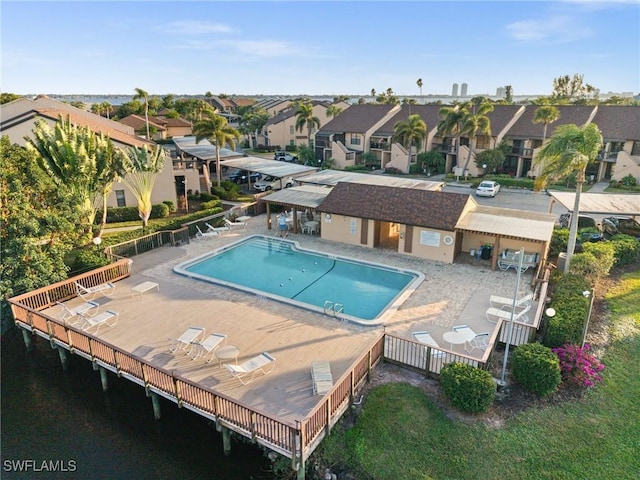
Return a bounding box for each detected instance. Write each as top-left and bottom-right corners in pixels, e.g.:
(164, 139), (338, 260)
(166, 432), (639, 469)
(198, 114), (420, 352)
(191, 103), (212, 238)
(496, 87), (505, 97)
(452, 83), (459, 97)
(461, 83), (468, 97)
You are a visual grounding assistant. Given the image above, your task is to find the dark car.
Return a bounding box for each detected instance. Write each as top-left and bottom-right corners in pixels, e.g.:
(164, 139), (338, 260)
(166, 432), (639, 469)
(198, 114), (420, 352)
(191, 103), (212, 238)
(602, 217), (640, 240)
(559, 213), (604, 242)
(227, 170), (261, 184)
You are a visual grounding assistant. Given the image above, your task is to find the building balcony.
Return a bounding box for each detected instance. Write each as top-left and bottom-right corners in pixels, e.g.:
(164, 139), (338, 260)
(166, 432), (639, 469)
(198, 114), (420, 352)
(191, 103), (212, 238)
(433, 143), (456, 154)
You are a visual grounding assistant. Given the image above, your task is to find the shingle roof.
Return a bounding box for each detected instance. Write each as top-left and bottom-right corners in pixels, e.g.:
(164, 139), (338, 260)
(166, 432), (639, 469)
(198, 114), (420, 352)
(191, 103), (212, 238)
(317, 104), (397, 134)
(119, 114), (166, 131)
(485, 105), (524, 135)
(506, 105), (596, 139)
(318, 182), (473, 230)
(591, 106), (640, 141)
(374, 104), (443, 135)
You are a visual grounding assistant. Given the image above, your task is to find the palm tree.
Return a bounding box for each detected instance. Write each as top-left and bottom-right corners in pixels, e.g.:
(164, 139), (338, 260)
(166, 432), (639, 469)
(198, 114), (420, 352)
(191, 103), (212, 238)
(91, 103), (104, 117)
(193, 113), (241, 188)
(26, 115), (106, 237)
(533, 105), (561, 143)
(460, 100), (494, 173)
(295, 102), (321, 148)
(101, 102), (112, 119)
(95, 138), (125, 238)
(120, 145), (166, 231)
(133, 87), (150, 139)
(326, 105), (343, 119)
(534, 123), (603, 272)
(437, 105), (467, 157)
(392, 114), (427, 167)
(371, 88), (376, 98)
(417, 78), (423, 96)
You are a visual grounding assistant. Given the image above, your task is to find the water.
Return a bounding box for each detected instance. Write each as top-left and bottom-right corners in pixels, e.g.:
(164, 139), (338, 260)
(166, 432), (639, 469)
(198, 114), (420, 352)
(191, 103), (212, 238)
(0, 328), (276, 480)
(176, 235), (422, 321)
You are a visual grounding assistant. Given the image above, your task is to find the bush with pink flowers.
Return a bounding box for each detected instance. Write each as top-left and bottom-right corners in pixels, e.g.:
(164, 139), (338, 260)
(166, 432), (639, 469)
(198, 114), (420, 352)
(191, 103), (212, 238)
(552, 343), (605, 389)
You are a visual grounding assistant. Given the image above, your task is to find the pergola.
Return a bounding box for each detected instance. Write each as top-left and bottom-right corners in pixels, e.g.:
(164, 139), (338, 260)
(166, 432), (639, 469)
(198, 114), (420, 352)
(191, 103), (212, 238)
(257, 185), (331, 233)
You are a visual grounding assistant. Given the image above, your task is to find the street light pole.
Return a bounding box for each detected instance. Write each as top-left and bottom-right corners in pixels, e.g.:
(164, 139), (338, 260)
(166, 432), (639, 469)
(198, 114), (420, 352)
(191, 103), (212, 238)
(581, 289), (595, 347)
(499, 247), (524, 387)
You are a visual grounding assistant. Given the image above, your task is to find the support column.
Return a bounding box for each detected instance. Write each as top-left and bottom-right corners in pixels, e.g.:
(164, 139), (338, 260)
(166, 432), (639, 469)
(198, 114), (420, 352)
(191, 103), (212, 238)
(21, 329), (33, 352)
(296, 463), (306, 480)
(99, 367), (109, 392)
(221, 426), (231, 456)
(150, 392), (161, 420)
(57, 347), (69, 371)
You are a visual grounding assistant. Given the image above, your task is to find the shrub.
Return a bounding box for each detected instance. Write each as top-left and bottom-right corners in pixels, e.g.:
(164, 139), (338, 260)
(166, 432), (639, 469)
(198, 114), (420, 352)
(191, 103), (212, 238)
(162, 200), (176, 213)
(570, 241), (615, 282)
(383, 167), (403, 175)
(609, 234), (640, 266)
(511, 343), (561, 397)
(150, 203), (169, 219)
(201, 199), (222, 210)
(70, 248), (111, 274)
(543, 273), (591, 348)
(552, 343), (604, 389)
(440, 362), (495, 413)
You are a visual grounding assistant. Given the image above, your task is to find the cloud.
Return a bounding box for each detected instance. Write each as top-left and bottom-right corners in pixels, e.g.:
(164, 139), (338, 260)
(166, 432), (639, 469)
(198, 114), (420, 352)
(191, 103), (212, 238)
(163, 20), (235, 35)
(216, 39), (306, 57)
(506, 15), (592, 43)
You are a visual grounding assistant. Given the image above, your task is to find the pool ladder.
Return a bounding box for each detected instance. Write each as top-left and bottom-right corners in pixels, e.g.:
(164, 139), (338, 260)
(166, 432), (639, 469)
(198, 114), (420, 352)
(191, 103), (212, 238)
(323, 301), (345, 321)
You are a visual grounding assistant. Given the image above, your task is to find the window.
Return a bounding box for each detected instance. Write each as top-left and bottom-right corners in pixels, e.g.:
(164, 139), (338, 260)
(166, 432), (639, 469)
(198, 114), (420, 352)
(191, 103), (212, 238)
(475, 136), (491, 150)
(350, 134), (361, 146)
(115, 190), (126, 207)
(289, 125), (294, 135)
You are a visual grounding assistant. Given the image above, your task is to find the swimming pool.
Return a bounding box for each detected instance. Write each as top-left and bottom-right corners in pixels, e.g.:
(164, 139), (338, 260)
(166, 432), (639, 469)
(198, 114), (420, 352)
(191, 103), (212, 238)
(174, 235), (424, 325)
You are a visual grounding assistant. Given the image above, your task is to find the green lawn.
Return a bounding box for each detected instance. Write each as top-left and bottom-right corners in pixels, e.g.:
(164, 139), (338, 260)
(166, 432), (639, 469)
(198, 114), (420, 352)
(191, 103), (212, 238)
(319, 271), (640, 480)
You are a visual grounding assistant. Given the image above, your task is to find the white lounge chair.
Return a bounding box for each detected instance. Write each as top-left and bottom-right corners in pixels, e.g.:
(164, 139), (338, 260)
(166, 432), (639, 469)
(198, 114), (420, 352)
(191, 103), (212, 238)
(224, 217), (247, 230)
(486, 305), (530, 323)
(465, 332), (490, 353)
(195, 225), (218, 239)
(75, 281), (116, 301)
(489, 293), (532, 309)
(412, 331), (446, 358)
(188, 332), (227, 362)
(205, 222), (230, 234)
(56, 300), (99, 324)
(82, 310), (119, 334)
(169, 326), (206, 353)
(311, 361), (333, 395)
(225, 352), (275, 385)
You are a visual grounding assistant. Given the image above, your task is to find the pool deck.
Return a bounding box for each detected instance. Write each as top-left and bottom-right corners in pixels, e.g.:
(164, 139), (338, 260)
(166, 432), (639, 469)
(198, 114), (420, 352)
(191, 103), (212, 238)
(52, 215), (537, 424)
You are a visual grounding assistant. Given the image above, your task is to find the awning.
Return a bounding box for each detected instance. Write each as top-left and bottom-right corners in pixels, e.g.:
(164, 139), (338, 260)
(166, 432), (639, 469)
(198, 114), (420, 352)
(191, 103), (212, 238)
(296, 169), (445, 190)
(549, 192), (640, 216)
(456, 206), (556, 242)
(172, 136), (243, 161)
(258, 185), (331, 209)
(220, 157), (318, 179)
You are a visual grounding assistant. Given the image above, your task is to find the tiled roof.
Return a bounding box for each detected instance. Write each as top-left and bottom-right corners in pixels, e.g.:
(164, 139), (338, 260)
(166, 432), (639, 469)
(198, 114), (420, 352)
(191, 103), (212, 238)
(591, 106), (640, 141)
(506, 105), (596, 139)
(318, 182), (472, 230)
(119, 114), (166, 131)
(317, 104), (397, 134)
(265, 100), (331, 127)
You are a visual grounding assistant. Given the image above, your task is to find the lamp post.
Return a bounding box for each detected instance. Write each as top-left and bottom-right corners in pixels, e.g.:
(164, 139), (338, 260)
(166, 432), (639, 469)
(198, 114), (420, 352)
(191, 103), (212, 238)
(499, 247), (524, 387)
(183, 179), (188, 213)
(92, 236), (102, 251)
(581, 289), (594, 347)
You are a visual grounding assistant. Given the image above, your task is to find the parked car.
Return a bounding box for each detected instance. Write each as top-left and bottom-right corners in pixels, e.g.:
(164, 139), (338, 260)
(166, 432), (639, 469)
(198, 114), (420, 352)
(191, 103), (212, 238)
(602, 216), (640, 240)
(226, 169), (262, 184)
(559, 214), (604, 242)
(475, 180), (501, 197)
(253, 175), (295, 192)
(274, 151), (298, 163)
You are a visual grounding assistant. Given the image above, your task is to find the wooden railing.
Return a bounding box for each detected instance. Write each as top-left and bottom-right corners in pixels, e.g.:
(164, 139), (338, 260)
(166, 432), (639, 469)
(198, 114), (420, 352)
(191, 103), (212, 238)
(104, 229), (190, 260)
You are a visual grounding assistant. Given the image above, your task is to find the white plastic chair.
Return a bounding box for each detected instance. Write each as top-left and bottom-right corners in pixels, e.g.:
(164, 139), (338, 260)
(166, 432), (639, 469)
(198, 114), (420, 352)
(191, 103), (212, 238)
(188, 333), (227, 362)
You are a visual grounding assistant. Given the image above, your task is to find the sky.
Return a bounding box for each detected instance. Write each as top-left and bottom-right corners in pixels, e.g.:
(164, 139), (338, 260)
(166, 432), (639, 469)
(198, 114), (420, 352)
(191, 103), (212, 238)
(1, 0), (639, 98)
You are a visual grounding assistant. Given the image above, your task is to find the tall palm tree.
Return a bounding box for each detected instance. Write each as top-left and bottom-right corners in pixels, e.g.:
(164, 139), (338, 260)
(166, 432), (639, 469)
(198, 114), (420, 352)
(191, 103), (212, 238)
(295, 102), (321, 148)
(417, 78), (423, 96)
(26, 115), (105, 237)
(101, 102), (112, 119)
(460, 100), (494, 173)
(392, 114), (427, 167)
(91, 103), (104, 117)
(534, 123), (603, 272)
(120, 145), (166, 231)
(533, 105), (561, 143)
(193, 113), (241, 188)
(437, 105), (466, 156)
(133, 87), (150, 139)
(326, 105), (343, 119)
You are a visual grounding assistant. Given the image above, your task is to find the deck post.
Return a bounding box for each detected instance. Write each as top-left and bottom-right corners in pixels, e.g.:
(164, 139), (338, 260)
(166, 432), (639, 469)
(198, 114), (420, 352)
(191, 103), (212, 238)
(221, 426), (232, 456)
(99, 367), (109, 392)
(21, 328), (33, 352)
(296, 461), (306, 480)
(150, 392), (161, 420)
(57, 346), (69, 371)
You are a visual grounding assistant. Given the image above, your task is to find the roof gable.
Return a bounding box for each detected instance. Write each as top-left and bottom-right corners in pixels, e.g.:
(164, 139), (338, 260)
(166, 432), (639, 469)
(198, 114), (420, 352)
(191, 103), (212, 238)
(318, 104), (397, 134)
(591, 106), (640, 141)
(318, 182), (472, 230)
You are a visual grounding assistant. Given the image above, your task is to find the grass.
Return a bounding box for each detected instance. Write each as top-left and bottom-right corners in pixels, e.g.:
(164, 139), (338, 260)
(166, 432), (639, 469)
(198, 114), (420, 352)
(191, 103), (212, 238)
(319, 270), (640, 480)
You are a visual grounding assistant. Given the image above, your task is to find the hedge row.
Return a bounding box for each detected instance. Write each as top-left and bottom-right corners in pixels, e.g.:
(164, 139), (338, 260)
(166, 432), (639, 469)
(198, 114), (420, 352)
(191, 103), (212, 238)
(543, 273), (591, 348)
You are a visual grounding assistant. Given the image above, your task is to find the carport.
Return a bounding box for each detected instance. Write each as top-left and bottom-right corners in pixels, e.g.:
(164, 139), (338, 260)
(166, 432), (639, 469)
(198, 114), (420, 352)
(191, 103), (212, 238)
(296, 169), (445, 190)
(220, 157), (318, 190)
(455, 206), (557, 278)
(257, 185), (331, 233)
(548, 192), (640, 216)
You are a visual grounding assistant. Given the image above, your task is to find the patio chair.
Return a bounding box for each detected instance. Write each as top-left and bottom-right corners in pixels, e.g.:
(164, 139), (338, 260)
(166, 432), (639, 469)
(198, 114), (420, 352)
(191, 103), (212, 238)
(465, 332), (490, 353)
(205, 222), (230, 234)
(169, 326), (206, 353)
(489, 293), (532, 310)
(195, 225), (218, 239)
(486, 305), (530, 324)
(311, 361), (333, 395)
(412, 331), (446, 359)
(82, 310), (119, 334)
(75, 281), (116, 301)
(225, 352), (276, 385)
(188, 332), (227, 362)
(56, 300), (99, 324)
(224, 217), (247, 230)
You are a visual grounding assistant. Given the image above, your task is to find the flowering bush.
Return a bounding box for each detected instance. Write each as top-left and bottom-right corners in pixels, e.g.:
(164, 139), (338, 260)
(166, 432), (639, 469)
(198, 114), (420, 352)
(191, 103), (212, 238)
(552, 344), (605, 388)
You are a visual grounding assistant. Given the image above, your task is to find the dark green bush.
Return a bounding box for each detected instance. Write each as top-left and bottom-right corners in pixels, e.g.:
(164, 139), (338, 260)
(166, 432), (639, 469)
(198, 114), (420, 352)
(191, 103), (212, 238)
(70, 248), (111, 274)
(345, 164), (371, 172)
(511, 343), (561, 397)
(150, 203), (169, 219)
(162, 200), (176, 213)
(570, 241), (615, 282)
(609, 234), (640, 266)
(100, 204), (170, 223)
(440, 362), (495, 413)
(543, 273), (591, 348)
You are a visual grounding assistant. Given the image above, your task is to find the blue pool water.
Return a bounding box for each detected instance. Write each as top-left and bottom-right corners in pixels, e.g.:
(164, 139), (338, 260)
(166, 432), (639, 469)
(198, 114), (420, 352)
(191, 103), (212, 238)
(174, 235), (423, 325)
